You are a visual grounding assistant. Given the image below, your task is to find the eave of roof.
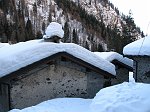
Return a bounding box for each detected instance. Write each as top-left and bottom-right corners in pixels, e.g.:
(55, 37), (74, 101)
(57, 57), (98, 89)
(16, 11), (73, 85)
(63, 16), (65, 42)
(111, 60), (133, 71)
(94, 52), (133, 71)
(123, 55), (150, 58)
(0, 52), (115, 83)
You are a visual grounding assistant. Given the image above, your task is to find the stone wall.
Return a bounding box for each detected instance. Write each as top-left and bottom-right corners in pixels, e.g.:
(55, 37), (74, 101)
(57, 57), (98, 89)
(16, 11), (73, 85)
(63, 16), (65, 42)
(133, 57), (150, 83)
(87, 72), (104, 98)
(0, 84), (9, 112)
(9, 58), (105, 109)
(112, 67), (129, 85)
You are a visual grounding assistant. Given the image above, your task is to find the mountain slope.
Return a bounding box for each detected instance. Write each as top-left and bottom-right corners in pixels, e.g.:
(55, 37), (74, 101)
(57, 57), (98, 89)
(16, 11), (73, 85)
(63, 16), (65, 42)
(0, 0), (144, 53)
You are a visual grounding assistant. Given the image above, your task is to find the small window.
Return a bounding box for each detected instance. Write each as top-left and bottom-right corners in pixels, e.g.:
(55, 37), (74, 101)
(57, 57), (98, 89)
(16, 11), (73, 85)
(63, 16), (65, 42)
(86, 68), (91, 72)
(145, 71), (150, 77)
(61, 57), (67, 61)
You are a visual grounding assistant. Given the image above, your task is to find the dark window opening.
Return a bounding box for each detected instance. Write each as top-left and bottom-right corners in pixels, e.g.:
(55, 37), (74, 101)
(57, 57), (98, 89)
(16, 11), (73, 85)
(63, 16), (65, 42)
(86, 68), (91, 72)
(145, 71), (150, 77)
(61, 57), (67, 61)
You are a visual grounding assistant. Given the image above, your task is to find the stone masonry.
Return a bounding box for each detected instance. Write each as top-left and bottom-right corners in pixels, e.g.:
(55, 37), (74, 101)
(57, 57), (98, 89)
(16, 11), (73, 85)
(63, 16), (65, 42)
(9, 57), (105, 109)
(112, 67), (129, 85)
(133, 57), (150, 83)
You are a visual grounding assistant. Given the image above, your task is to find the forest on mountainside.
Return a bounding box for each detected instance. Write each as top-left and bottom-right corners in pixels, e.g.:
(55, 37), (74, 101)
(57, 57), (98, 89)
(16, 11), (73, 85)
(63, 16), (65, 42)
(0, 0), (144, 53)
(55, 0), (144, 53)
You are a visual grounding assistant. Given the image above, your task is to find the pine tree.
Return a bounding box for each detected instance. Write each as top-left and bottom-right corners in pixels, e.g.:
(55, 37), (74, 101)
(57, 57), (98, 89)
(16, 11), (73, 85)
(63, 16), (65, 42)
(97, 44), (104, 52)
(17, 2), (26, 42)
(72, 29), (78, 44)
(42, 22), (46, 35)
(121, 14), (136, 48)
(36, 30), (43, 39)
(33, 2), (37, 16)
(4, 21), (12, 42)
(48, 13), (52, 23)
(25, 18), (34, 40)
(85, 41), (89, 50)
(63, 21), (69, 42)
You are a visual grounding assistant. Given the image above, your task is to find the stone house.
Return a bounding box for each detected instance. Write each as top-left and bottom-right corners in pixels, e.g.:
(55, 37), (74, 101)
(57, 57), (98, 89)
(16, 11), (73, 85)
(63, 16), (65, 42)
(94, 52), (133, 85)
(123, 35), (150, 83)
(0, 39), (116, 112)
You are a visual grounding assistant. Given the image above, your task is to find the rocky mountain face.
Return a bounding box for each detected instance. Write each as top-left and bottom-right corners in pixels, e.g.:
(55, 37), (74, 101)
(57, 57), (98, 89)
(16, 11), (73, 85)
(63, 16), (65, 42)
(0, 0), (144, 53)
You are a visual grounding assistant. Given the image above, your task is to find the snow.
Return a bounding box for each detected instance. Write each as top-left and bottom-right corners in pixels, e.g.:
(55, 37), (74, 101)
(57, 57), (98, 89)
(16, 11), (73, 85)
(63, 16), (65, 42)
(94, 52), (133, 68)
(0, 39), (116, 78)
(74, 0), (123, 30)
(123, 35), (150, 56)
(43, 22), (64, 39)
(9, 98), (91, 112)
(129, 72), (135, 83)
(0, 43), (9, 48)
(10, 81), (150, 112)
(91, 82), (150, 112)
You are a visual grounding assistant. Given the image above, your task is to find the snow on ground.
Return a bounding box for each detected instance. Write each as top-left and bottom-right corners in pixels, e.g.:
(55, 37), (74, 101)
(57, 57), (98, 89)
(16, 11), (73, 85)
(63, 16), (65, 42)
(123, 35), (150, 56)
(9, 98), (92, 112)
(91, 82), (150, 112)
(0, 39), (115, 78)
(94, 52), (133, 68)
(10, 80), (150, 112)
(0, 42), (9, 48)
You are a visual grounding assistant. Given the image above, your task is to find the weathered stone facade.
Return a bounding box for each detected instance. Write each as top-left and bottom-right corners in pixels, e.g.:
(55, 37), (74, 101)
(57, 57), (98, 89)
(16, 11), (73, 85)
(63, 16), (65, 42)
(9, 57), (105, 109)
(133, 57), (150, 83)
(112, 67), (129, 85)
(0, 84), (9, 112)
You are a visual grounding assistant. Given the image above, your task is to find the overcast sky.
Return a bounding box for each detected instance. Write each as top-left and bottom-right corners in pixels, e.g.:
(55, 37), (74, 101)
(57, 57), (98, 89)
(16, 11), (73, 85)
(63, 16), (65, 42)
(109, 0), (150, 36)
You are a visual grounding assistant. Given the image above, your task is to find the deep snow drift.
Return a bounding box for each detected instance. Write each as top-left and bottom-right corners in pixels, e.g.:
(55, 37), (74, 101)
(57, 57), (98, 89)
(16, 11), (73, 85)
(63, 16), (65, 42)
(9, 80), (150, 112)
(91, 82), (150, 112)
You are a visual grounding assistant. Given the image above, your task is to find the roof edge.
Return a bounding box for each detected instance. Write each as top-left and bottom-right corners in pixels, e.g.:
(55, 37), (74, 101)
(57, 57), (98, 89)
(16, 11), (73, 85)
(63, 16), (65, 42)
(123, 55), (150, 58)
(0, 52), (115, 83)
(111, 59), (133, 71)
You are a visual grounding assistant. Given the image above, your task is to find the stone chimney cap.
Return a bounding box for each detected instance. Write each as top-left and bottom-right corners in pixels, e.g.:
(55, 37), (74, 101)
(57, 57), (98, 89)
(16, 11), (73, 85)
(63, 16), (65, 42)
(43, 22), (64, 39)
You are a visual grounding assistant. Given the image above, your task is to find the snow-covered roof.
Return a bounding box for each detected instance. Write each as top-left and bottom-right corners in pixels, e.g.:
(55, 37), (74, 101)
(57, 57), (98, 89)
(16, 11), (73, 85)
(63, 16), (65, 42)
(94, 52), (133, 68)
(43, 22), (64, 39)
(123, 35), (150, 56)
(0, 39), (116, 78)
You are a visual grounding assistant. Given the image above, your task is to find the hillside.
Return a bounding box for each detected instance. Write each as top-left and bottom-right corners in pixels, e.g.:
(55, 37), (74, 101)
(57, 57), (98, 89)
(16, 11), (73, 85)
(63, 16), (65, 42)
(0, 0), (144, 53)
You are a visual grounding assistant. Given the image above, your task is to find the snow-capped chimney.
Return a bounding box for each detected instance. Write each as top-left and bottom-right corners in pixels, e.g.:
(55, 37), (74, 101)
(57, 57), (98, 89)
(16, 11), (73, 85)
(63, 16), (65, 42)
(43, 22), (64, 43)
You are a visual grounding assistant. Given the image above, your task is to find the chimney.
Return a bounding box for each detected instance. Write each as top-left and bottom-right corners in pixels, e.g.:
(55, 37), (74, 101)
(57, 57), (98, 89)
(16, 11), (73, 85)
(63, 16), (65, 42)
(43, 22), (64, 43)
